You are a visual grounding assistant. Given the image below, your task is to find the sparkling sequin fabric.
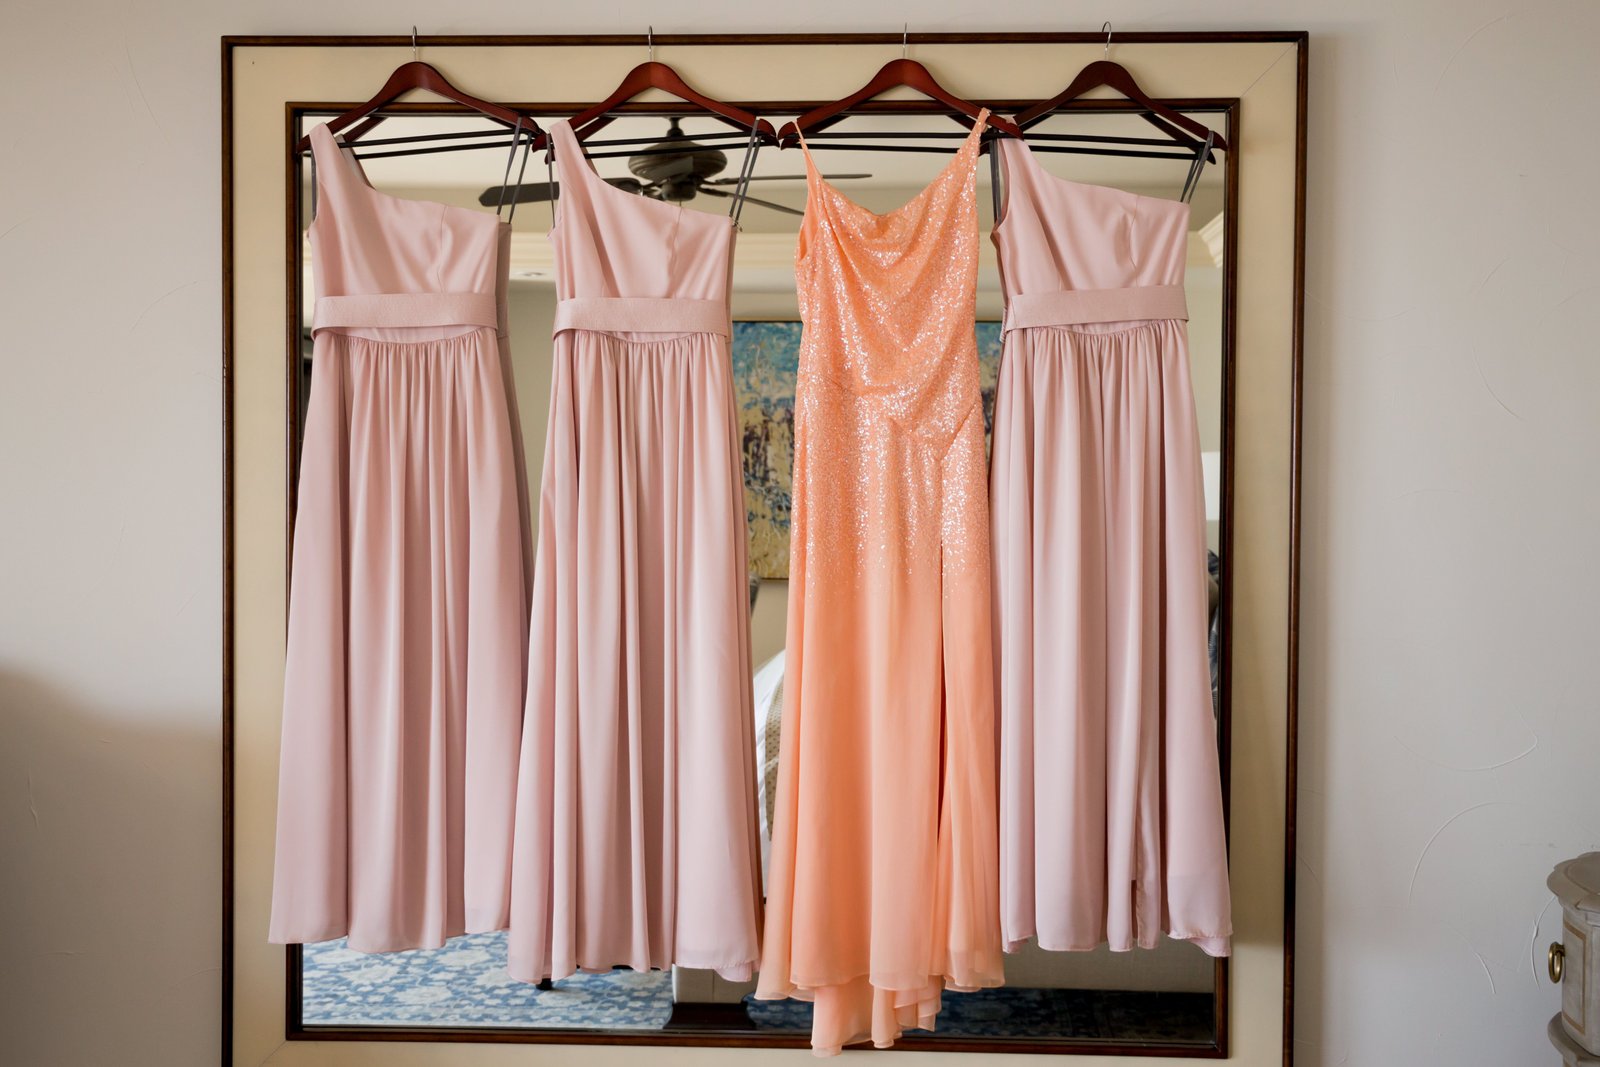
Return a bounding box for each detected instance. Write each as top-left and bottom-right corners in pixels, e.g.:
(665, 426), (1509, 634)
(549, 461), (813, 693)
(754, 111), (1004, 1057)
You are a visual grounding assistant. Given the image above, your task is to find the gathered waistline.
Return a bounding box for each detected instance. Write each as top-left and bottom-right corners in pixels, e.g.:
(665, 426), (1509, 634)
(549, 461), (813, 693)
(313, 292), (499, 334)
(554, 296), (730, 338)
(1003, 284), (1188, 332)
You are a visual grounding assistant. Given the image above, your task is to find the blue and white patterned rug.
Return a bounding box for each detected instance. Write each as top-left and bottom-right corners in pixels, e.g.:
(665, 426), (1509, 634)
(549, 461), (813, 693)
(303, 931), (1211, 1043)
(303, 931), (673, 1029)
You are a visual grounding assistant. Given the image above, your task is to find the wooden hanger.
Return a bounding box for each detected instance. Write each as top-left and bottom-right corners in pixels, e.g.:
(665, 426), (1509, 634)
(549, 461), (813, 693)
(1013, 27), (1227, 156)
(778, 55), (1024, 147)
(569, 61), (775, 141)
(778, 32), (1022, 147)
(293, 28), (539, 154)
(568, 29), (776, 142)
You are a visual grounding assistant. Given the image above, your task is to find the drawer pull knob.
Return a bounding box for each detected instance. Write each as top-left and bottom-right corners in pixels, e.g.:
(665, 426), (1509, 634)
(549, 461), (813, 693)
(1550, 942), (1566, 984)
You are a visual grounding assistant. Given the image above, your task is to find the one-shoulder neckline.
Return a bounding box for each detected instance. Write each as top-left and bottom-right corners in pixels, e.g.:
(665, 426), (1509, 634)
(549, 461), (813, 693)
(990, 128), (1189, 243)
(549, 119), (735, 232)
(315, 124), (512, 230)
(999, 129), (1191, 207)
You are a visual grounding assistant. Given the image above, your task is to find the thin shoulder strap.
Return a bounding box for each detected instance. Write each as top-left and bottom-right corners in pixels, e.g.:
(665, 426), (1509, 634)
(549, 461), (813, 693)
(1179, 129), (1215, 205)
(506, 133), (533, 225)
(725, 118), (764, 226)
(954, 108), (990, 196)
(954, 109), (990, 201)
(494, 115), (528, 221)
(547, 145), (556, 228)
(990, 136), (1003, 222)
(793, 124), (820, 174)
(989, 119), (1027, 224)
(967, 108), (991, 151)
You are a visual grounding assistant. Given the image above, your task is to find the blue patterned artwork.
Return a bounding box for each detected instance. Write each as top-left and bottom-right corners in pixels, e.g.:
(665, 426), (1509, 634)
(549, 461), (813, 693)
(732, 321), (1003, 579)
(730, 321), (801, 580)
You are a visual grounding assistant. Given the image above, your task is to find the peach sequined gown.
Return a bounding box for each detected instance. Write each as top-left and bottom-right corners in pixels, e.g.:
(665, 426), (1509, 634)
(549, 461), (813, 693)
(755, 112), (1004, 1056)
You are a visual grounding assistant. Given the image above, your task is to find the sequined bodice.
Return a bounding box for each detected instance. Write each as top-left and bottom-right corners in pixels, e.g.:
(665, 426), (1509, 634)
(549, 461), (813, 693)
(793, 112), (990, 454)
(788, 111), (992, 580)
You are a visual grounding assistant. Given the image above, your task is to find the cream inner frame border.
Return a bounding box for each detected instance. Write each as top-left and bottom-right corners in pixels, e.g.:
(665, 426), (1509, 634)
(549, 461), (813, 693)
(225, 34), (1305, 1066)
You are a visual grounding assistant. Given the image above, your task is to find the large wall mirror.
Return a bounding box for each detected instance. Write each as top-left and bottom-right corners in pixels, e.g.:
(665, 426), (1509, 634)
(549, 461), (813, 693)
(226, 33), (1306, 1066)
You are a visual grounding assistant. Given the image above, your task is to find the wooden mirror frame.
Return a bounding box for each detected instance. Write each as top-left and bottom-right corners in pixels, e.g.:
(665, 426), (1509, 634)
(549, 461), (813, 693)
(223, 31), (1308, 1066)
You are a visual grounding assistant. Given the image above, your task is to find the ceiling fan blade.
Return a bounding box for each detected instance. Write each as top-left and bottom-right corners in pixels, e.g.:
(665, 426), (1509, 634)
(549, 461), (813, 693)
(477, 176), (648, 205)
(698, 186), (805, 217)
(702, 172), (872, 185)
(477, 181), (559, 206)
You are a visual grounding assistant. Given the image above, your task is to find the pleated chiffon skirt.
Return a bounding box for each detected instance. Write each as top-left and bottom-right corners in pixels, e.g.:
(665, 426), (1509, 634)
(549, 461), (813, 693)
(507, 327), (763, 983)
(270, 326), (533, 953)
(989, 319), (1233, 958)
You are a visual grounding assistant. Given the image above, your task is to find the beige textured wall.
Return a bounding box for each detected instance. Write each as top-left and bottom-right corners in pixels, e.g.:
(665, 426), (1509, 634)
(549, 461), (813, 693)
(2, 4), (1597, 1066)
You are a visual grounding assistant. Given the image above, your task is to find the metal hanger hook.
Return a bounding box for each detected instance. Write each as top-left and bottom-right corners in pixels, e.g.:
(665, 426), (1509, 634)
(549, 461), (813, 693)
(412, 26), (419, 62)
(903, 24), (909, 59)
(647, 26), (654, 62)
(1102, 21), (1112, 59)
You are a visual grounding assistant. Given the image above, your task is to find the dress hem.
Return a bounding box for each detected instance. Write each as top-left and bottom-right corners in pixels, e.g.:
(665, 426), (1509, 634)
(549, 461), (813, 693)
(508, 955), (760, 986)
(269, 916), (509, 956)
(1002, 929), (1234, 958)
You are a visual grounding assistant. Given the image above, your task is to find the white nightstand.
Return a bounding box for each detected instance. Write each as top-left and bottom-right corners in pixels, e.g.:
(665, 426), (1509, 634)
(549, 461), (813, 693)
(1548, 853), (1600, 1059)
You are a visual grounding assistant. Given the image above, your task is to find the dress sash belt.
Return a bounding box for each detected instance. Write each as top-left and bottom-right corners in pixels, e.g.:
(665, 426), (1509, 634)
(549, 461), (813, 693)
(554, 296), (731, 337)
(1003, 284), (1188, 331)
(313, 291), (500, 333)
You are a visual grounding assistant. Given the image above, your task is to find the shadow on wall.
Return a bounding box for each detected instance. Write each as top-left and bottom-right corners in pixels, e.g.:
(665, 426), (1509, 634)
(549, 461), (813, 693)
(0, 668), (220, 1067)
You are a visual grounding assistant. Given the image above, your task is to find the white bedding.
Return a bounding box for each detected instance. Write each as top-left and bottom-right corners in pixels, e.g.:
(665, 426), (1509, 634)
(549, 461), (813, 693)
(751, 649), (785, 881)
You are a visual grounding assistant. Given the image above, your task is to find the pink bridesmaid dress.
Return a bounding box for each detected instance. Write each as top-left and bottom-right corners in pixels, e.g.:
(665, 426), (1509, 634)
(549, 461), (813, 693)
(988, 132), (1233, 957)
(506, 119), (764, 984)
(270, 123), (533, 952)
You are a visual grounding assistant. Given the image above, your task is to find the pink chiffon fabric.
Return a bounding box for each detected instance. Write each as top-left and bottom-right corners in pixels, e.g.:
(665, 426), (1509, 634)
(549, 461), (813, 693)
(989, 133), (1233, 958)
(269, 123), (533, 952)
(506, 120), (763, 983)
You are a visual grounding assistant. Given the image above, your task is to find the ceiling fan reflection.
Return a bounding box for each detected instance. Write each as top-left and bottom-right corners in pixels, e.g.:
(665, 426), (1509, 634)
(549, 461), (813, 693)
(479, 117), (870, 218)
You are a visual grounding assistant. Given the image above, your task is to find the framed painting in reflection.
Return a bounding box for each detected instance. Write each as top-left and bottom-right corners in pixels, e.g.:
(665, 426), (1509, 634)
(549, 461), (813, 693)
(732, 320), (1002, 580)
